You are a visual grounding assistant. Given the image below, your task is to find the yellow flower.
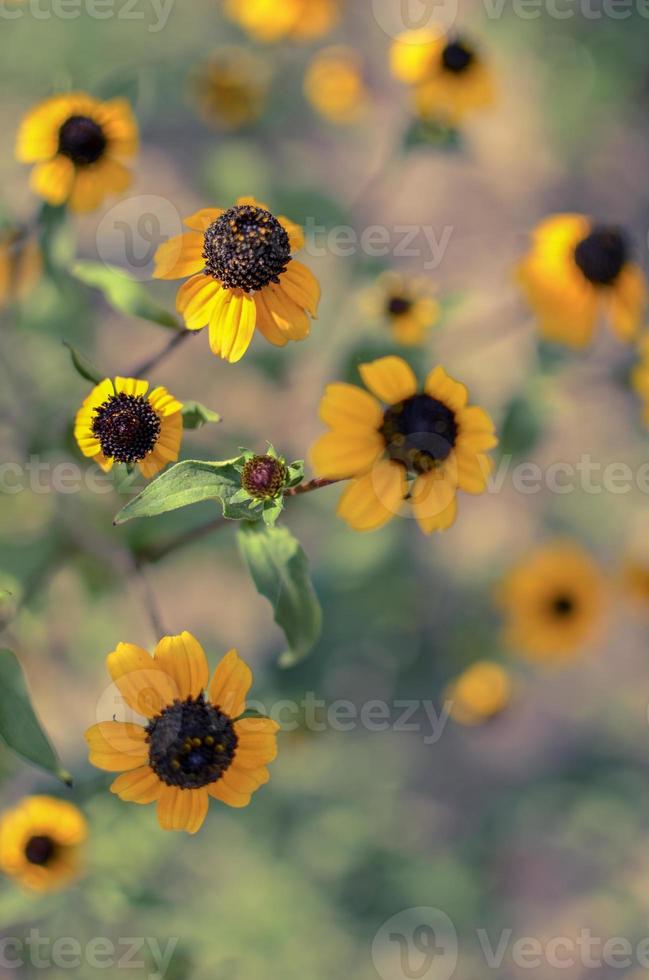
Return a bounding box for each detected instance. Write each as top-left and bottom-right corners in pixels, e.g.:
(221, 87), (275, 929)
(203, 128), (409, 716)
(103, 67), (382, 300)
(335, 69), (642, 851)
(310, 355), (498, 534)
(0, 228), (42, 307)
(497, 542), (606, 662)
(361, 271), (440, 345)
(631, 334), (649, 424)
(0, 796), (87, 892)
(390, 28), (494, 123)
(85, 633), (279, 834)
(153, 196), (320, 363)
(74, 376), (183, 479)
(445, 661), (512, 726)
(191, 47), (270, 130)
(518, 215), (647, 347)
(16, 92), (138, 213)
(619, 557), (649, 603)
(224, 0), (340, 43)
(304, 47), (368, 124)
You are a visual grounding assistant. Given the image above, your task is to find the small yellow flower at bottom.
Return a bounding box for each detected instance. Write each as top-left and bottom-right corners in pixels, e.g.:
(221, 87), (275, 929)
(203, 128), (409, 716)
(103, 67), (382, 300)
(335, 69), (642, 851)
(518, 215), (647, 347)
(15, 92), (138, 213)
(74, 376), (183, 479)
(85, 633), (279, 834)
(445, 661), (512, 726)
(0, 796), (87, 892)
(310, 355), (498, 534)
(496, 542), (606, 662)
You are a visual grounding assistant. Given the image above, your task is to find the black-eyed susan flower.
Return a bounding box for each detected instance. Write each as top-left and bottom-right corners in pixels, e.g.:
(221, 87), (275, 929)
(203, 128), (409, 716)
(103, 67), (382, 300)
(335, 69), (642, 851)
(224, 0), (340, 43)
(0, 228), (42, 307)
(445, 661), (512, 726)
(85, 633), (279, 834)
(16, 93), (138, 213)
(304, 47), (368, 125)
(361, 271), (440, 345)
(518, 215), (647, 347)
(191, 47), (270, 130)
(74, 377), (183, 479)
(390, 28), (494, 123)
(153, 196), (319, 363)
(497, 542), (606, 662)
(310, 355), (497, 534)
(0, 796), (87, 892)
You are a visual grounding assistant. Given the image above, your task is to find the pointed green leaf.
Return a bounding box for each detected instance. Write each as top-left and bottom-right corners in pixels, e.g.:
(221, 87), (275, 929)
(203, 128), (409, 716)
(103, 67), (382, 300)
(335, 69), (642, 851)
(63, 340), (104, 385)
(0, 649), (72, 785)
(181, 401), (222, 430)
(113, 458), (255, 525)
(72, 261), (179, 330)
(237, 522), (322, 667)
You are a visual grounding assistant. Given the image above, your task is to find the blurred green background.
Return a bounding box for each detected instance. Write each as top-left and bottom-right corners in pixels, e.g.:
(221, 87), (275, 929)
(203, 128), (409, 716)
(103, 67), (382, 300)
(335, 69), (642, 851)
(2, 1), (649, 977)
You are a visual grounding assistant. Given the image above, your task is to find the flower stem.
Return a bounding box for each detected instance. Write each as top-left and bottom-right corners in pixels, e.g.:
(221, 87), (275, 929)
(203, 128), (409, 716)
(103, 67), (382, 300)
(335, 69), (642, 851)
(129, 329), (192, 378)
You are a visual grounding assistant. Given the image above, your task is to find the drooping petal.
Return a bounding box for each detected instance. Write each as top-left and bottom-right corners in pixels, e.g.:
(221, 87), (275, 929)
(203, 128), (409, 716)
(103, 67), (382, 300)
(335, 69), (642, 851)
(177, 274), (223, 331)
(263, 282), (310, 340)
(279, 259), (320, 317)
(208, 288), (257, 362)
(153, 631), (209, 701)
(278, 215), (305, 252)
(336, 460), (407, 532)
(359, 356), (418, 405)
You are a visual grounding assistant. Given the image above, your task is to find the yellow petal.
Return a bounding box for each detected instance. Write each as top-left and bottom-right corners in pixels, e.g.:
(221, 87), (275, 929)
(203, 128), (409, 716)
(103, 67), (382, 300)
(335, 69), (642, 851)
(310, 429), (384, 479)
(157, 786), (208, 834)
(208, 289), (257, 362)
(254, 292), (289, 346)
(30, 157), (75, 206)
(456, 451), (493, 493)
(110, 766), (163, 803)
(410, 472), (458, 534)
(208, 781), (251, 808)
(608, 263), (647, 342)
(336, 460), (407, 532)
(424, 365), (468, 412)
(85, 721), (148, 772)
(221, 764), (269, 795)
(278, 216), (305, 252)
(114, 377), (149, 398)
(153, 231), (205, 280)
(209, 648), (252, 718)
(279, 259), (320, 317)
(263, 282), (310, 339)
(184, 207), (224, 231)
(107, 642), (179, 718)
(177, 274), (222, 331)
(359, 356), (418, 405)
(153, 631), (209, 701)
(319, 382), (383, 431)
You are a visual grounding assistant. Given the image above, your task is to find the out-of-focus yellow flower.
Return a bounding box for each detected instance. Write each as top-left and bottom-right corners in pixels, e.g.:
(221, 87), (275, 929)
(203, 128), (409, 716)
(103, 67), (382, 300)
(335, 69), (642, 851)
(361, 271), (440, 345)
(497, 542), (606, 663)
(153, 196), (319, 363)
(74, 376), (183, 479)
(619, 557), (649, 603)
(224, 0), (340, 42)
(0, 228), (42, 307)
(445, 661), (512, 725)
(631, 335), (649, 424)
(85, 633), (279, 834)
(304, 47), (368, 124)
(191, 47), (270, 130)
(518, 215), (647, 348)
(16, 92), (138, 213)
(390, 28), (494, 123)
(0, 796), (87, 892)
(311, 355), (498, 534)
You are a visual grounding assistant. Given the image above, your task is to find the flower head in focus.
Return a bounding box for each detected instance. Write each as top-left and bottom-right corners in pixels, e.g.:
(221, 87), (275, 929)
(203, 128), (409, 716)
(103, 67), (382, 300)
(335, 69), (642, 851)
(311, 356), (497, 534)
(74, 377), (183, 478)
(496, 542), (606, 662)
(153, 196), (320, 363)
(85, 633), (279, 834)
(0, 796), (87, 892)
(16, 92), (138, 212)
(390, 28), (494, 123)
(518, 215), (647, 347)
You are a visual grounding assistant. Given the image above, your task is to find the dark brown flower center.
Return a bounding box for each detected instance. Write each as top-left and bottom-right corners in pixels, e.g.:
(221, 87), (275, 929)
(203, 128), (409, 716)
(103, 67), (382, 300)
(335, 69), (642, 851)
(242, 454), (287, 498)
(58, 115), (107, 166)
(92, 393), (161, 464)
(146, 694), (237, 789)
(202, 204), (291, 291)
(551, 594), (576, 618)
(25, 835), (57, 866)
(441, 39), (475, 74)
(380, 394), (458, 474)
(387, 295), (412, 317)
(574, 226), (628, 286)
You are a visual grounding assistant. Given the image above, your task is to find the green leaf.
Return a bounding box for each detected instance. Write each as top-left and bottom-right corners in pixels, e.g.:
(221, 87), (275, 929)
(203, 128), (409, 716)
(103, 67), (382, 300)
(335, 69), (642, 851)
(39, 203), (76, 274)
(113, 458), (254, 525)
(181, 401), (222, 430)
(63, 340), (104, 385)
(72, 261), (180, 330)
(237, 523), (322, 667)
(403, 118), (462, 152)
(0, 649), (72, 785)
(499, 395), (545, 460)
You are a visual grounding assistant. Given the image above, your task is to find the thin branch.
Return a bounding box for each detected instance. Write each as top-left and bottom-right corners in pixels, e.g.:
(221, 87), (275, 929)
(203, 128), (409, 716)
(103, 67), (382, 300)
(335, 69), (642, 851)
(129, 329), (192, 377)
